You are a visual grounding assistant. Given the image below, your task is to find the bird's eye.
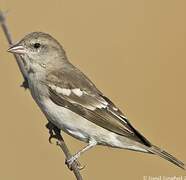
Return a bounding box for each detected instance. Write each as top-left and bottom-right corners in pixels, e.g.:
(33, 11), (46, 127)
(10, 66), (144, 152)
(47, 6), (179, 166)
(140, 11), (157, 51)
(33, 43), (41, 49)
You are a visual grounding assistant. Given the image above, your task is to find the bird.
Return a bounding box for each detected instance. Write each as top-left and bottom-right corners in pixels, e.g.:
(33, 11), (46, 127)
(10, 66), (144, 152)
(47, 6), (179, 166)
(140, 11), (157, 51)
(8, 32), (185, 170)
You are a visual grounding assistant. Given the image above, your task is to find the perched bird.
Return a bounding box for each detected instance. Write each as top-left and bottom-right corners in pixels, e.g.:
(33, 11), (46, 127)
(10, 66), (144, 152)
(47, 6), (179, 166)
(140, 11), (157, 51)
(8, 32), (185, 170)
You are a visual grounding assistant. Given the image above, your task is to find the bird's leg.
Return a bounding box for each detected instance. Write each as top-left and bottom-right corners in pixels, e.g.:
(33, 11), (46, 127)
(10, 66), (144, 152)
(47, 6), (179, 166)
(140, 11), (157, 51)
(66, 138), (97, 169)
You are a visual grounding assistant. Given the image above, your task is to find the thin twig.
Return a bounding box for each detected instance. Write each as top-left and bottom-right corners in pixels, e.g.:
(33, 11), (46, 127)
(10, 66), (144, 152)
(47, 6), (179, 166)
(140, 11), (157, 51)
(57, 139), (83, 180)
(0, 10), (28, 87)
(47, 122), (83, 180)
(0, 10), (83, 180)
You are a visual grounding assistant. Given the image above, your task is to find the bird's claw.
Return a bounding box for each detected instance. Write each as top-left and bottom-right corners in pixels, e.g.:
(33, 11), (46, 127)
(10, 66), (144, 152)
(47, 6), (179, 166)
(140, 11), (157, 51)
(65, 157), (85, 171)
(48, 134), (59, 144)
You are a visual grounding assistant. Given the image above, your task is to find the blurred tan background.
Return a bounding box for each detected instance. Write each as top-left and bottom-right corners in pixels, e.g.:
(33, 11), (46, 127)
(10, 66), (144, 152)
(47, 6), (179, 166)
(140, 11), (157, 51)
(0, 0), (186, 179)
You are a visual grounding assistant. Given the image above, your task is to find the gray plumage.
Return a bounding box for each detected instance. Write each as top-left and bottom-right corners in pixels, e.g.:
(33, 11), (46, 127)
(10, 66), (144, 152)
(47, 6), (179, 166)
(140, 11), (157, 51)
(8, 32), (185, 170)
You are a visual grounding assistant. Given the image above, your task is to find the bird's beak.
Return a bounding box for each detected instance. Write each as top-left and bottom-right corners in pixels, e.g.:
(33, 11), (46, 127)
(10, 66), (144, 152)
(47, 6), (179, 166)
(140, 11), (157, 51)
(7, 44), (27, 54)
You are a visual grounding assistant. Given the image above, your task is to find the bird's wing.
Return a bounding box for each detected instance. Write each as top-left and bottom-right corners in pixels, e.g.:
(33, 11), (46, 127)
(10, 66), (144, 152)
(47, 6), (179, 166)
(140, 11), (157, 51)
(44, 65), (151, 146)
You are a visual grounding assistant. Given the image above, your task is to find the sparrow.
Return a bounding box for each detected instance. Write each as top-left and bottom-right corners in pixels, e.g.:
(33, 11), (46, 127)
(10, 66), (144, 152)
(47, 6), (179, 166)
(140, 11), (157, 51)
(8, 32), (185, 170)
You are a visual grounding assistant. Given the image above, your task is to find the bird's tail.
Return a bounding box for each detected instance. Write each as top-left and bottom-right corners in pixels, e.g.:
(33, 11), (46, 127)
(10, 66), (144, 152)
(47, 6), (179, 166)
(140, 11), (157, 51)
(147, 145), (185, 170)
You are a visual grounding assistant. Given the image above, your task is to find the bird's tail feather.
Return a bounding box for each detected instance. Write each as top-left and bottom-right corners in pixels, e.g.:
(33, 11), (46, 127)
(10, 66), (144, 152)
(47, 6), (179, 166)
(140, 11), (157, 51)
(147, 145), (185, 170)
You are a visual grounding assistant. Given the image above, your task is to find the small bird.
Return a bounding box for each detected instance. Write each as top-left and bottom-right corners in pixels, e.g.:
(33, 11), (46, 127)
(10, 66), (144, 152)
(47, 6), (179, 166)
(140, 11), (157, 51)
(8, 32), (185, 170)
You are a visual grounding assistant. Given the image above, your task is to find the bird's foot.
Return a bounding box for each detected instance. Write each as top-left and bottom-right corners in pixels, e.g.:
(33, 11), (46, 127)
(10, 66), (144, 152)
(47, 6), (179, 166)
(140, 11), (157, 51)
(65, 155), (85, 171)
(46, 122), (62, 143)
(20, 79), (29, 90)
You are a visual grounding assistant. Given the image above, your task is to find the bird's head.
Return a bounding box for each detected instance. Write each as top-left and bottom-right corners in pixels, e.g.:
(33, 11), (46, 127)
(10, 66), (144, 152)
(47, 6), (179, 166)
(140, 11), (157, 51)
(8, 32), (67, 72)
